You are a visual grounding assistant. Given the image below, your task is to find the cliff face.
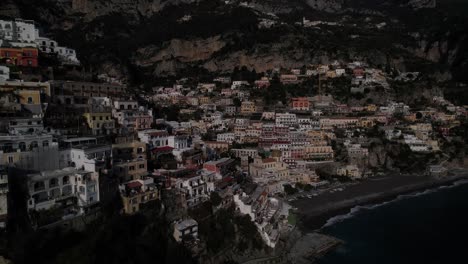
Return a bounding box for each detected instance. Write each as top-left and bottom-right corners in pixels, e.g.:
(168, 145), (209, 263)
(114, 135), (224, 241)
(0, 0), (467, 86)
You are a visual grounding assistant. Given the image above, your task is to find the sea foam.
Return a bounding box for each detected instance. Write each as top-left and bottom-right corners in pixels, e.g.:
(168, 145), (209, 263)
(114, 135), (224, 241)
(322, 179), (468, 228)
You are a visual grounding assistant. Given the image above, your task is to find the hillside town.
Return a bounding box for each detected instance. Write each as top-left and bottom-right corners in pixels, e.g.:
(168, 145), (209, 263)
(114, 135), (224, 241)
(1, 17), (468, 262)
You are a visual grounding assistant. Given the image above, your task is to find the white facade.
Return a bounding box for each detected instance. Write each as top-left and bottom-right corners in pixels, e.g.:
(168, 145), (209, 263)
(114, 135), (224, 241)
(8, 118), (44, 135)
(216, 132), (236, 143)
(174, 173), (215, 207)
(113, 100), (138, 110)
(60, 145), (111, 172)
(275, 113), (297, 126)
(0, 19), (37, 43)
(137, 130), (170, 147)
(27, 168), (99, 213)
(0, 66), (9, 82)
(173, 219), (198, 242)
(231, 81), (249, 89)
(168, 135), (189, 150)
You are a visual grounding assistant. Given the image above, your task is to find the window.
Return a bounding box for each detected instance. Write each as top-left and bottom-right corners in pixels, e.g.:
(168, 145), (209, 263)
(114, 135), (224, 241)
(42, 140), (49, 147)
(62, 176), (70, 185)
(49, 178), (58, 187)
(99, 116), (102, 120)
(105, 116), (109, 120)
(18, 142), (26, 151)
(139, 164), (145, 169)
(129, 166), (135, 171)
(27, 97), (33, 104)
(92, 116), (96, 120)
(8, 156), (14, 164)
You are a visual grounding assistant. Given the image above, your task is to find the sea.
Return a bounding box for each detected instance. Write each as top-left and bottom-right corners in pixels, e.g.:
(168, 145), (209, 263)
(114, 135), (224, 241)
(315, 179), (468, 264)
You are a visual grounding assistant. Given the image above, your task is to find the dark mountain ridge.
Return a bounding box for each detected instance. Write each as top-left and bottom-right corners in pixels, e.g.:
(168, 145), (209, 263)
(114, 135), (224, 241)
(0, 0), (467, 92)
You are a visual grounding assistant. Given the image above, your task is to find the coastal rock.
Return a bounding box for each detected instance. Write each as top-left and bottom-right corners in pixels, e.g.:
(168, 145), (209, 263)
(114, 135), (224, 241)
(134, 36), (226, 67)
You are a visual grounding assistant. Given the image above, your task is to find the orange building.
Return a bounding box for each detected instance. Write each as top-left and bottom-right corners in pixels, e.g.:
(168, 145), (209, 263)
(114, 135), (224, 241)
(0, 47), (39, 67)
(291, 97), (310, 111)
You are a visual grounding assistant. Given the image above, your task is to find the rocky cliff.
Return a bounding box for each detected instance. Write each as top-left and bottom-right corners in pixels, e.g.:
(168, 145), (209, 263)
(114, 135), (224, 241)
(0, 0), (467, 88)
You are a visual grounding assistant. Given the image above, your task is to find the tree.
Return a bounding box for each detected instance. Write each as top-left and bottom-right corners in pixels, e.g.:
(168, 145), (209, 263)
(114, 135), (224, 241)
(210, 192), (222, 207)
(283, 184), (298, 195)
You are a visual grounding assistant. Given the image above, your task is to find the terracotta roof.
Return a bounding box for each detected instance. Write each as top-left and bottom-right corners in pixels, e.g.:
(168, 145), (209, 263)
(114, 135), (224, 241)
(152, 146), (174, 153)
(126, 181), (142, 189)
(262, 158), (276, 163)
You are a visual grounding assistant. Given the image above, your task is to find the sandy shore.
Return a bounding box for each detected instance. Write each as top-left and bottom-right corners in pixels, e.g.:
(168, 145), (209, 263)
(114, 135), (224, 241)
(293, 170), (468, 231)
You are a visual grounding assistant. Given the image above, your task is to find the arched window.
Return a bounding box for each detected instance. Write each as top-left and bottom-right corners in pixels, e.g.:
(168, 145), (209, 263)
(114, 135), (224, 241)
(49, 178), (58, 187)
(42, 140), (49, 147)
(62, 176), (70, 185)
(19, 142), (26, 151)
(34, 181), (45, 191)
(5, 24), (11, 29)
(30, 141), (38, 149)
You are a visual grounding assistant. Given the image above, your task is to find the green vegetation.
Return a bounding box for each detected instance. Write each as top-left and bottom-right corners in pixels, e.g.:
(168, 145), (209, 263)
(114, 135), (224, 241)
(191, 203), (264, 254)
(7, 201), (194, 264)
(283, 184), (298, 195)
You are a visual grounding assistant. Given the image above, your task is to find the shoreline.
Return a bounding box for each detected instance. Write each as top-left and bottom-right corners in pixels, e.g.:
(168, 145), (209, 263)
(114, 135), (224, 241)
(294, 171), (468, 231)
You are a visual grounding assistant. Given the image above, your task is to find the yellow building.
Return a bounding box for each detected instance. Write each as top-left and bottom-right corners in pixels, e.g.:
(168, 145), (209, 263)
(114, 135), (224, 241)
(366, 104), (378, 112)
(121, 179), (160, 214)
(240, 101), (256, 115)
(359, 117), (375, 128)
(325, 70), (337, 78)
(18, 89), (41, 105)
(0, 81), (51, 115)
(83, 112), (115, 135)
(0, 81), (51, 97)
(198, 96), (211, 104)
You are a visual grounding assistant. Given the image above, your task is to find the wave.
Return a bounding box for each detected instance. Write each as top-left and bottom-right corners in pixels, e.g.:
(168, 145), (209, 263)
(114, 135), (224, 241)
(321, 179), (468, 228)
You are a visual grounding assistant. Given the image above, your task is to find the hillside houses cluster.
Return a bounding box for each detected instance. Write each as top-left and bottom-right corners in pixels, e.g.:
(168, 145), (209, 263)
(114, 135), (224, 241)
(0, 18), (79, 67)
(0, 39), (467, 250)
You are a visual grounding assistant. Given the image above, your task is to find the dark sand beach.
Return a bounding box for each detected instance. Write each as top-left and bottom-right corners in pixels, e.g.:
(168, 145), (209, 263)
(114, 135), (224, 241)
(293, 171), (468, 231)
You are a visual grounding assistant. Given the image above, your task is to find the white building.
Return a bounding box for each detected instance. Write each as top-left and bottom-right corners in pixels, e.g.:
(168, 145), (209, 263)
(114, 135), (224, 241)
(231, 148), (258, 159)
(113, 100), (138, 110)
(36, 36), (80, 65)
(275, 113), (297, 126)
(0, 66), (9, 82)
(403, 134), (430, 152)
(27, 168), (99, 213)
(173, 172), (215, 207)
(60, 144), (112, 172)
(173, 218), (198, 242)
(0, 19), (37, 44)
(168, 135), (189, 150)
(231, 81), (249, 89)
(7, 118), (44, 135)
(216, 132), (236, 144)
(137, 130), (171, 148)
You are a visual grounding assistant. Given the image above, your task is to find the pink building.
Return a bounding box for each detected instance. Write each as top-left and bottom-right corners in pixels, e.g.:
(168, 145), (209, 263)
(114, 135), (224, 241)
(135, 115), (153, 130)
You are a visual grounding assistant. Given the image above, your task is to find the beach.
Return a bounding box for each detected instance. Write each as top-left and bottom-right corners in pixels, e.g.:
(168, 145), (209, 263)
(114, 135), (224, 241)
(293, 169), (468, 231)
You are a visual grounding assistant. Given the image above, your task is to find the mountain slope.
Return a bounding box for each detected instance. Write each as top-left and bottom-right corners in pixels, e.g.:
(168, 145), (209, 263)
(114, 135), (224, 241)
(0, 0), (467, 88)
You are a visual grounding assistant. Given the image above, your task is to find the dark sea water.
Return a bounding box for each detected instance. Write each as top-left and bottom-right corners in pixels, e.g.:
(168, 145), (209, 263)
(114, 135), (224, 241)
(316, 180), (468, 264)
